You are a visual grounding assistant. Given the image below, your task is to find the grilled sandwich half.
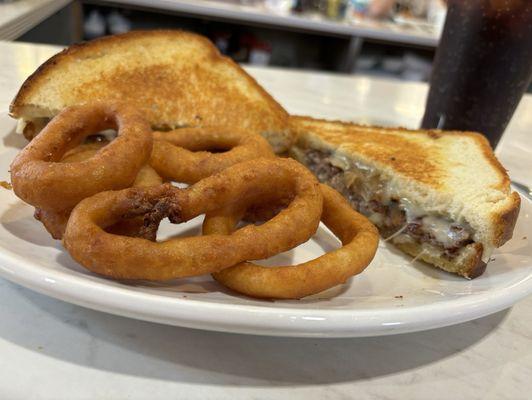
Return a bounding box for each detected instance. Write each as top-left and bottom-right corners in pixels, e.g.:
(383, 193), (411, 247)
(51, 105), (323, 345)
(10, 30), (291, 153)
(290, 116), (520, 278)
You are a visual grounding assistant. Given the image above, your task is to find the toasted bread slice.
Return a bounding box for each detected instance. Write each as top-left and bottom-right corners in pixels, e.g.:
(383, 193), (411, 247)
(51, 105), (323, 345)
(290, 116), (520, 278)
(10, 30), (291, 153)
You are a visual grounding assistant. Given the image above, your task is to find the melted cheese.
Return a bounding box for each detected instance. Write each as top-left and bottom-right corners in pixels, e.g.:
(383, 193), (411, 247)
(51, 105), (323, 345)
(400, 197), (426, 220)
(324, 152), (477, 254)
(301, 149), (480, 259)
(421, 215), (457, 248)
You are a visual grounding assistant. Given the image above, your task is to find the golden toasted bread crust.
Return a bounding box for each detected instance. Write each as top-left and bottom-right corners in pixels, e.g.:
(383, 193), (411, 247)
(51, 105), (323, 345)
(10, 30), (292, 152)
(394, 241), (486, 279)
(290, 116), (442, 187)
(291, 115), (515, 192)
(290, 115), (521, 249)
(11, 30), (283, 117)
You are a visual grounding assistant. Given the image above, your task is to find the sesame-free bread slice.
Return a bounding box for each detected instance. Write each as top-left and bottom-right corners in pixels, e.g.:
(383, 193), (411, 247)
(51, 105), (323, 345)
(10, 30), (291, 153)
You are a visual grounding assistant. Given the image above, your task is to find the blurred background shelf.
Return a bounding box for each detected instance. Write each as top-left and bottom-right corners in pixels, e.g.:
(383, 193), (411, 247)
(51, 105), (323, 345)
(1, 0), (445, 81)
(94, 0), (439, 47)
(0, 0), (74, 41)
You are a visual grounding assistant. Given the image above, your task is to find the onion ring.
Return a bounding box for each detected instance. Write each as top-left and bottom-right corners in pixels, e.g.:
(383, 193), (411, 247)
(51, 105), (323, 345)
(63, 158), (322, 280)
(10, 103), (152, 212)
(150, 127), (274, 183)
(204, 184), (379, 299)
(35, 142), (163, 239)
(34, 208), (71, 240)
(62, 142), (163, 189)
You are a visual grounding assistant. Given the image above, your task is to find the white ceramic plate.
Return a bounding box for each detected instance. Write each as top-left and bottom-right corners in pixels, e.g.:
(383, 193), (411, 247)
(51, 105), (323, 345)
(0, 114), (531, 338)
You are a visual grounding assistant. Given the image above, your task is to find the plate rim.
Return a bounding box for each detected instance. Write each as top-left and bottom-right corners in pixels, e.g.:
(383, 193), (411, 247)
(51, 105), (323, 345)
(0, 211), (531, 338)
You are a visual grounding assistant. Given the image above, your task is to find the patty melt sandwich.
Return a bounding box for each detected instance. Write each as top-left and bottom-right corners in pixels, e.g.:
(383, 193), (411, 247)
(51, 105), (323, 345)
(290, 116), (520, 278)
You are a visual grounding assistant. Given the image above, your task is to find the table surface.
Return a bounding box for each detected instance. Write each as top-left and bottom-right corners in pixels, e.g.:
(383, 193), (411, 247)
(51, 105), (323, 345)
(1, 40), (531, 400)
(0, 0), (70, 40)
(108, 0), (439, 47)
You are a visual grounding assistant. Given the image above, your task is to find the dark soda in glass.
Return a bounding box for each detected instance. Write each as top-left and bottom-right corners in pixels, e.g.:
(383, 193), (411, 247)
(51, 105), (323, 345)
(421, 0), (532, 148)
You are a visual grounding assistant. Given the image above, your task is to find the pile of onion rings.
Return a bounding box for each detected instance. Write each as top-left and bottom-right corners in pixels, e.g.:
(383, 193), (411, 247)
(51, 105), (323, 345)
(63, 158), (323, 280)
(10, 102), (379, 299)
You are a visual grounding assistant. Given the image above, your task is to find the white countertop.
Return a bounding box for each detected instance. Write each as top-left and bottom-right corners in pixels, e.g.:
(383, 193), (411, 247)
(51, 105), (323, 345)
(109, 0), (439, 47)
(1, 40), (531, 399)
(0, 0), (70, 40)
